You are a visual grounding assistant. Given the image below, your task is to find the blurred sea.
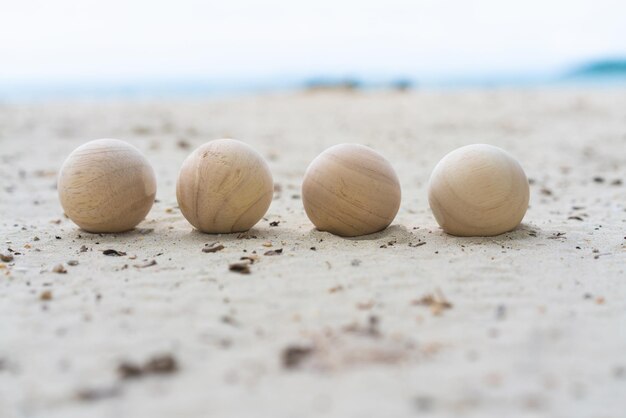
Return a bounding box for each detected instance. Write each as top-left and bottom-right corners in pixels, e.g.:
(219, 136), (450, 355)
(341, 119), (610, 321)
(1, 59), (625, 102)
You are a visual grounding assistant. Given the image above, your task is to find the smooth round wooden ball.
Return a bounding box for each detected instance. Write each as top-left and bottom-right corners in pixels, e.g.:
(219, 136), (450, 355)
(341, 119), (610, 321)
(302, 143), (401, 237)
(176, 139), (273, 233)
(58, 139), (157, 233)
(428, 144), (529, 237)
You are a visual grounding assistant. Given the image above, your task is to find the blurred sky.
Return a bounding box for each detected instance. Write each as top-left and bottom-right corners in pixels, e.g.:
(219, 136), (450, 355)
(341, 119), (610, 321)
(1, 0), (625, 82)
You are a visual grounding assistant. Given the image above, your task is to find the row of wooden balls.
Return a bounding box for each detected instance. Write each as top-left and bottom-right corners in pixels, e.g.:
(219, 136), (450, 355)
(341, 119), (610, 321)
(57, 138), (529, 237)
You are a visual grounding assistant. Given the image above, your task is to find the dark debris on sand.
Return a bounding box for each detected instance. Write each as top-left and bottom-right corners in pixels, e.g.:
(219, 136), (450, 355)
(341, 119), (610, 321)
(118, 354), (178, 380)
(0, 253), (14, 262)
(282, 345), (314, 369)
(103, 249), (126, 256)
(264, 249), (283, 256)
(229, 262), (251, 274)
(202, 243), (225, 253)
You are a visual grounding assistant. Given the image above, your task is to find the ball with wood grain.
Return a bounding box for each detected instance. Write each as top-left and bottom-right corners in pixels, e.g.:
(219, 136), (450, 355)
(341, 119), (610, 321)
(428, 144), (529, 236)
(302, 143), (401, 237)
(58, 139), (157, 233)
(176, 139), (273, 233)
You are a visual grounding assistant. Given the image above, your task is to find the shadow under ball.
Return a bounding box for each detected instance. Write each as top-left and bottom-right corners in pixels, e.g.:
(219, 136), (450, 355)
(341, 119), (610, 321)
(57, 138), (157, 233)
(428, 144), (529, 237)
(302, 143), (401, 237)
(176, 139), (273, 233)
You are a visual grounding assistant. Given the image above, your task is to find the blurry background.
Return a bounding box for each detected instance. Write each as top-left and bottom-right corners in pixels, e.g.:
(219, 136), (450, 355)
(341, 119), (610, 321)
(1, 0), (625, 100)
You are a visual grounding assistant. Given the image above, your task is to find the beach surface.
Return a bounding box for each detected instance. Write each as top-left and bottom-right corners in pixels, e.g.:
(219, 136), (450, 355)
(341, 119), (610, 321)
(1, 89), (625, 418)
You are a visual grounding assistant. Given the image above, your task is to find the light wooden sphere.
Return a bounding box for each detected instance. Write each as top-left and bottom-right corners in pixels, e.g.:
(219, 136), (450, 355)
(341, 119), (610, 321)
(58, 139), (157, 233)
(428, 144), (529, 237)
(176, 139), (273, 233)
(302, 143), (401, 237)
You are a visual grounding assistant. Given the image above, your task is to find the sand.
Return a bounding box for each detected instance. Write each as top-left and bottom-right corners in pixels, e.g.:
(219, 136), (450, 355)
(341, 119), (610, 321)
(0, 89), (625, 418)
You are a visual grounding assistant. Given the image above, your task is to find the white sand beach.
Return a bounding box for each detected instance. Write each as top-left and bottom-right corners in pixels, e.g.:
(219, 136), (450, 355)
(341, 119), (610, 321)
(1, 88), (625, 417)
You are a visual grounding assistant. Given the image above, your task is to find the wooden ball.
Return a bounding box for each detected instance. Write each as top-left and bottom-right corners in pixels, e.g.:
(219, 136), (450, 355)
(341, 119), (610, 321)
(428, 144), (529, 236)
(302, 143), (401, 237)
(176, 139), (273, 233)
(58, 139), (156, 233)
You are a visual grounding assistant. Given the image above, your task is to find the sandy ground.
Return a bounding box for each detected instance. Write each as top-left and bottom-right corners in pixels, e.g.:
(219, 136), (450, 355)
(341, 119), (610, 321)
(0, 89), (625, 418)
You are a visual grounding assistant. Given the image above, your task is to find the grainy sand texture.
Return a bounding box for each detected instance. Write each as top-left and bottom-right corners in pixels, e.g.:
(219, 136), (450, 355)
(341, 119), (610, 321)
(1, 89), (625, 418)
